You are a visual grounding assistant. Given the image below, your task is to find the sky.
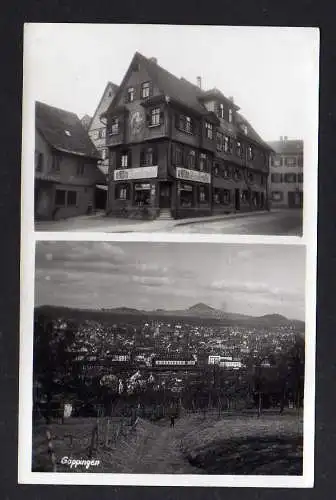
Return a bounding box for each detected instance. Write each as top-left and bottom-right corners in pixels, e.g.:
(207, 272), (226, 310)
(24, 24), (319, 141)
(35, 241), (305, 320)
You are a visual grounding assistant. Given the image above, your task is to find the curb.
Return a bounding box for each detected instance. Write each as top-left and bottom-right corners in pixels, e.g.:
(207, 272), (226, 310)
(172, 210), (271, 228)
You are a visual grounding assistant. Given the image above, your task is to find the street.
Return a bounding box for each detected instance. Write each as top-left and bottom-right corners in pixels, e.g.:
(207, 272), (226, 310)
(35, 209), (302, 236)
(170, 210), (303, 236)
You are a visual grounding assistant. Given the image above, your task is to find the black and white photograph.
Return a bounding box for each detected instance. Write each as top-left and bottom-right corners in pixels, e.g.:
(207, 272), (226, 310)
(22, 24), (319, 236)
(28, 242), (308, 480)
(19, 23), (318, 489)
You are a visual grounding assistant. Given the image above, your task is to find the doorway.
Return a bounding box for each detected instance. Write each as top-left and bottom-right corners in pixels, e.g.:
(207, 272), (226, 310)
(234, 189), (240, 210)
(159, 183), (171, 209)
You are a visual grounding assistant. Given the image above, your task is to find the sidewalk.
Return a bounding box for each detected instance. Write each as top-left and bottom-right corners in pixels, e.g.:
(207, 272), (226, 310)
(36, 209), (273, 233)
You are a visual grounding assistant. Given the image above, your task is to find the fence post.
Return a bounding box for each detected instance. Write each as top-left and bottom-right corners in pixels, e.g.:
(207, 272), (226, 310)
(46, 428), (57, 472)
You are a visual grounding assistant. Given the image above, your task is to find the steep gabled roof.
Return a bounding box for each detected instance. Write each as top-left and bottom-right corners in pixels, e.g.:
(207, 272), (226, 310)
(36, 101), (100, 159)
(267, 139), (304, 155)
(88, 81), (119, 130)
(236, 112), (274, 152)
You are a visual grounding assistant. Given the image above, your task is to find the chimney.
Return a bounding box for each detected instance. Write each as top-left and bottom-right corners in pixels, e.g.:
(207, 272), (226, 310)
(196, 76), (202, 89)
(149, 57), (158, 64)
(229, 96), (234, 103)
(284, 136), (288, 141)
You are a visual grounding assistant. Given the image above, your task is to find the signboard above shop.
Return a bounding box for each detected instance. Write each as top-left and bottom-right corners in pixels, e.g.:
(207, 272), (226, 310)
(176, 167), (211, 184)
(114, 166), (158, 181)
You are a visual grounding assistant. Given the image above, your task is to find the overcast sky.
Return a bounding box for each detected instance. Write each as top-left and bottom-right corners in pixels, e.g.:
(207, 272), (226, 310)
(24, 24), (319, 141)
(35, 242), (305, 320)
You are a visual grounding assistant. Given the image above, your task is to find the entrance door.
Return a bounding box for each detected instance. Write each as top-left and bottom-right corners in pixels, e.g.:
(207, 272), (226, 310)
(159, 183), (171, 209)
(235, 189), (240, 210)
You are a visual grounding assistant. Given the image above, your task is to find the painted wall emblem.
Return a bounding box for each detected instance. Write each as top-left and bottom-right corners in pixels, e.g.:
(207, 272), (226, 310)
(130, 110), (145, 136)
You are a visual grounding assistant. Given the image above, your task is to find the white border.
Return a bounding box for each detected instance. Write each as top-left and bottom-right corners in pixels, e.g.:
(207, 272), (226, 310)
(19, 24), (319, 488)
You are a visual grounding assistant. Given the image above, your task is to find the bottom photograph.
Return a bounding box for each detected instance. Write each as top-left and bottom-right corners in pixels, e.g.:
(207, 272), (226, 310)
(31, 241), (306, 477)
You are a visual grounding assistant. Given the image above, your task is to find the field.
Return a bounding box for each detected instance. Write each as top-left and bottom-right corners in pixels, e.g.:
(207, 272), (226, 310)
(32, 411), (303, 475)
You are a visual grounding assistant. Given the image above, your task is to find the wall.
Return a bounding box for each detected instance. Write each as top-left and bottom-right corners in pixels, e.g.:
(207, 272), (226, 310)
(269, 151), (303, 208)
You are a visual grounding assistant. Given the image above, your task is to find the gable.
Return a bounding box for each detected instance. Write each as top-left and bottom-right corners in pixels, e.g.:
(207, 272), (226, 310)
(89, 82), (118, 132)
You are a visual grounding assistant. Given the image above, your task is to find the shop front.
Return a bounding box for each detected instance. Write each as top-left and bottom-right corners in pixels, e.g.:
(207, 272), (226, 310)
(172, 167), (212, 219)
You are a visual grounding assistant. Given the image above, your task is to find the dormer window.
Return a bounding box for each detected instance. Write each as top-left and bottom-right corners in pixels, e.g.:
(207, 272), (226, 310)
(229, 108), (233, 123)
(127, 87), (135, 102)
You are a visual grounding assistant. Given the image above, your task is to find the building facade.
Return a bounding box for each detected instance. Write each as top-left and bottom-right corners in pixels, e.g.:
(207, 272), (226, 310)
(35, 101), (104, 220)
(103, 52), (273, 220)
(268, 137), (303, 208)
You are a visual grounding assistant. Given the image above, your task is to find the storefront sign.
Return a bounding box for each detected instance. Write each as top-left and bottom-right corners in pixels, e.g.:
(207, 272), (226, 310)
(176, 167), (211, 184)
(135, 183), (151, 190)
(114, 166), (158, 181)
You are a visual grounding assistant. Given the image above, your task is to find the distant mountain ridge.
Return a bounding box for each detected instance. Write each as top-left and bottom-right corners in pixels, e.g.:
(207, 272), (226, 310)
(35, 303), (304, 328)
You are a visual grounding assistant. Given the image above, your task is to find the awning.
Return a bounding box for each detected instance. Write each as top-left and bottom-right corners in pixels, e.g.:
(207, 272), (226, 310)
(96, 184), (108, 191)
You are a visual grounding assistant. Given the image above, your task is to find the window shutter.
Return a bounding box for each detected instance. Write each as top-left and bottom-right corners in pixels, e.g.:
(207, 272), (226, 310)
(160, 110), (164, 124)
(128, 149), (132, 167)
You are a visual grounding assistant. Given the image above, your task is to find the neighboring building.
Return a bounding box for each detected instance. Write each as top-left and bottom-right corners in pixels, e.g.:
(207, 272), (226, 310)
(153, 353), (196, 367)
(102, 52), (273, 220)
(80, 114), (92, 131)
(85, 82), (119, 210)
(268, 137), (303, 208)
(35, 101), (104, 220)
(219, 359), (243, 370)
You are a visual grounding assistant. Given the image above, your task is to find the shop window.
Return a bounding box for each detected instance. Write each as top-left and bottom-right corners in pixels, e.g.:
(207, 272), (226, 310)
(134, 184), (151, 206)
(51, 154), (60, 172)
(199, 153), (207, 171)
(35, 151), (43, 172)
(205, 122), (213, 140)
(187, 150), (196, 169)
(213, 190), (221, 204)
(199, 186), (208, 203)
(284, 173), (297, 183)
(241, 190), (250, 203)
(67, 190), (77, 206)
(141, 81), (151, 99)
(109, 117), (119, 135)
(115, 184), (129, 200)
(55, 189), (66, 206)
(223, 190), (231, 204)
(127, 87), (135, 102)
(272, 191), (284, 202)
(180, 184), (193, 208)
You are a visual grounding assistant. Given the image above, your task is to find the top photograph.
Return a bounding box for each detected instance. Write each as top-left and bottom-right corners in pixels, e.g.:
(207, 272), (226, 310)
(25, 25), (319, 236)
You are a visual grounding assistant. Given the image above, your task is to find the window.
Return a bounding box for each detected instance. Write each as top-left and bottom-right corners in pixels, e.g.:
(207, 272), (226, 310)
(51, 155), (60, 172)
(115, 184), (129, 200)
(55, 190), (66, 206)
(187, 150), (196, 169)
(247, 145), (254, 161)
(205, 122), (213, 140)
(175, 146), (183, 165)
(228, 108), (233, 123)
(141, 147), (157, 167)
(216, 132), (224, 151)
(199, 153), (207, 171)
(284, 173), (297, 183)
(214, 163), (219, 176)
(298, 173), (303, 183)
(271, 173), (282, 183)
(35, 151), (43, 172)
(177, 114), (193, 134)
(223, 166), (231, 179)
(141, 82), (151, 99)
(109, 117), (119, 135)
(67, 191), (77, 206)
(121, 152), (129, 168)
(298, 155), (303, 167)
(77, 161), (85, 176)
(98, 129), (106, 139)
(234, 168), (242, 181)
(219, 103), (225, 119)
(272, 191), (284, 202)
(224, 136), (230, 153)
(213, 189), (221, 203)
(285, 156), (297, 166)
(127, 87), (135, 102)
(199, 186), (207, 202)
(150, 108), (161, 126)
(101, 149), (107, 160)
(236, 141), (242, 157)
(273, 156), (282, 167)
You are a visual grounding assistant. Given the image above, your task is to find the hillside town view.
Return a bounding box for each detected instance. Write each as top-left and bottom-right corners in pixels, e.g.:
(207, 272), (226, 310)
(31, 241), (305, 476)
